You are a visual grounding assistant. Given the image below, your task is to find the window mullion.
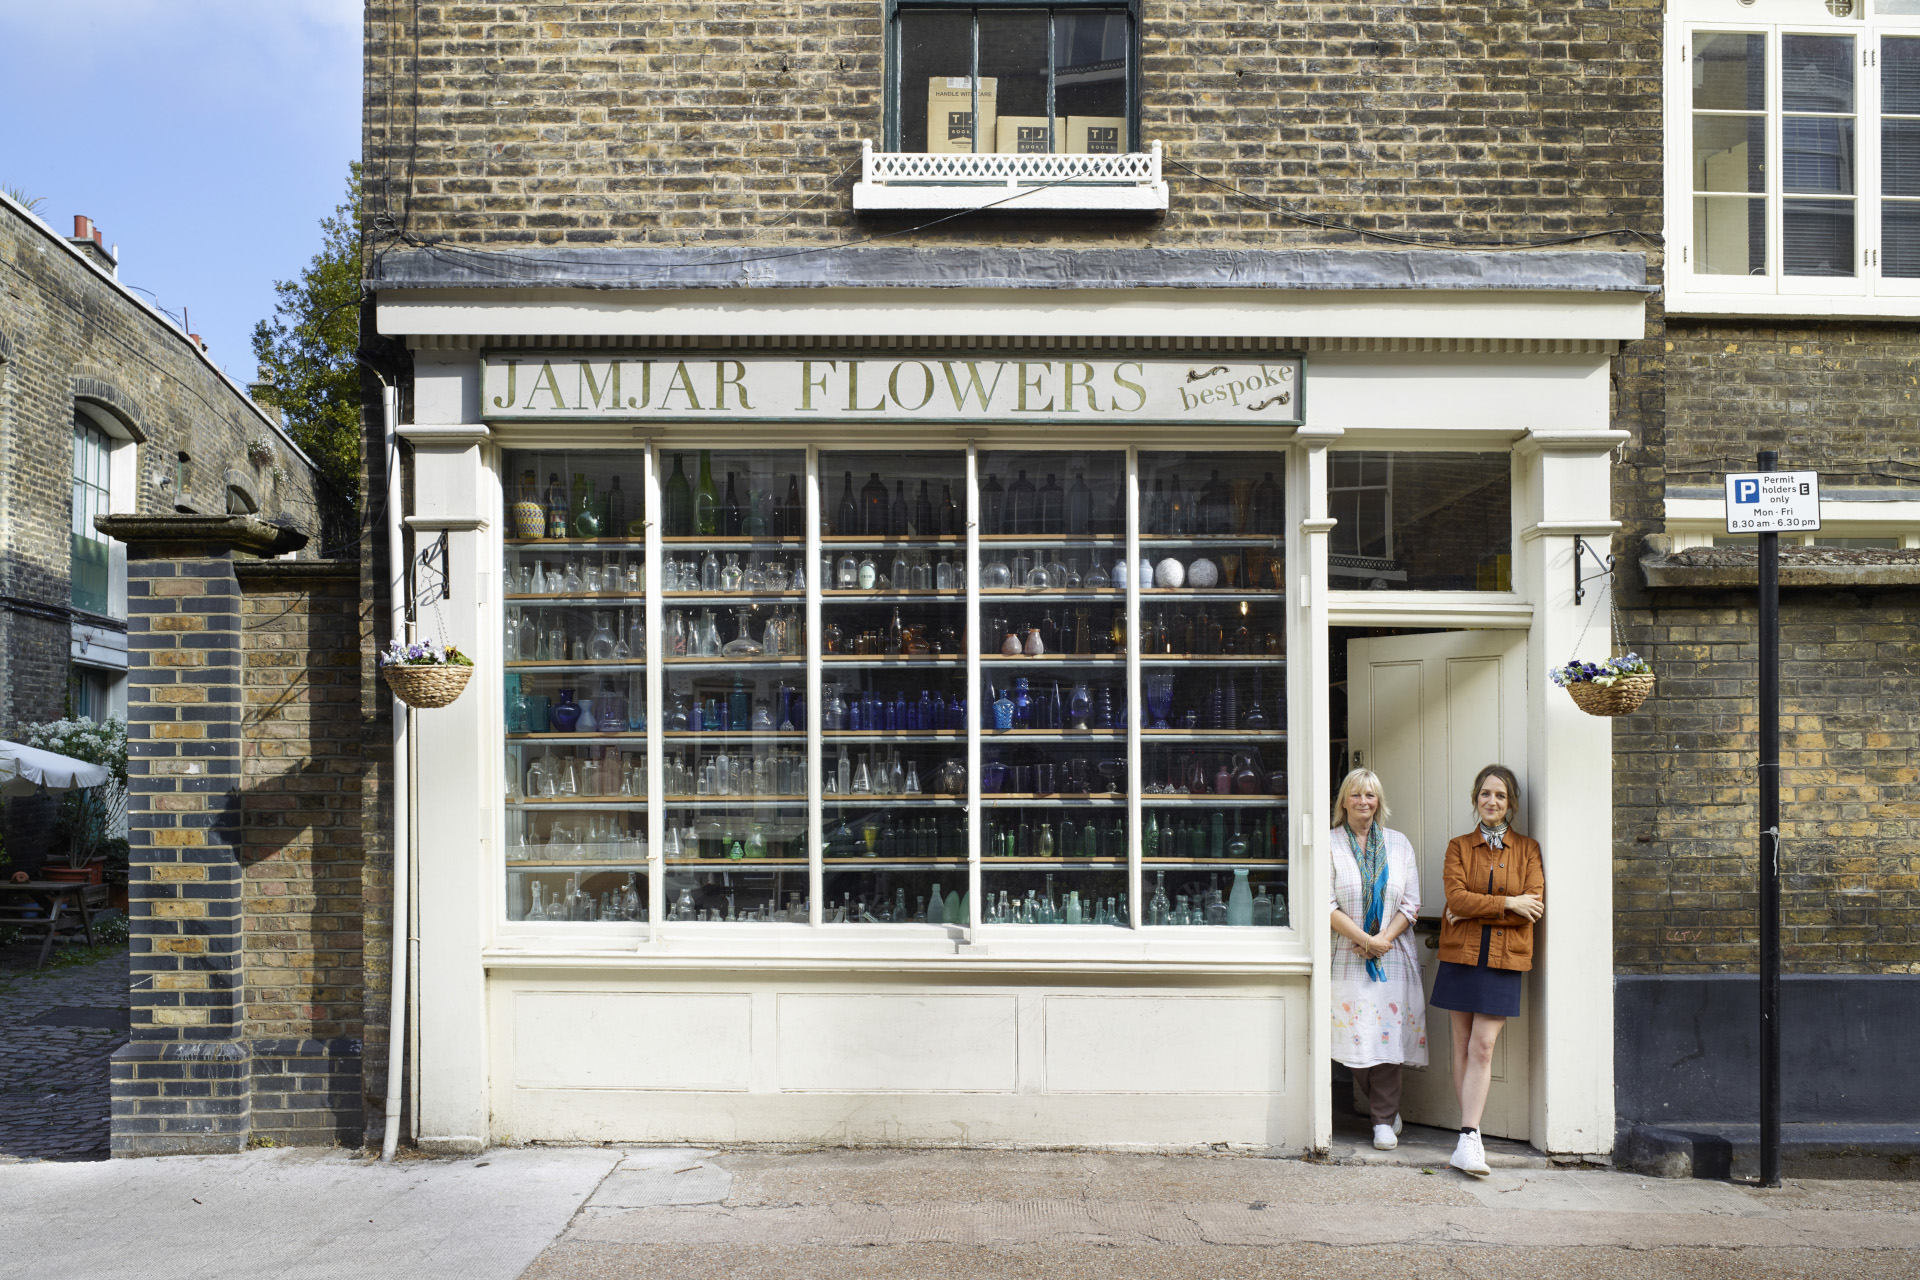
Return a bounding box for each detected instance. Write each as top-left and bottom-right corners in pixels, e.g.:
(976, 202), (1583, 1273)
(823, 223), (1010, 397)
(1046, 9), (1057, 150)
(970, 10), (981, 153)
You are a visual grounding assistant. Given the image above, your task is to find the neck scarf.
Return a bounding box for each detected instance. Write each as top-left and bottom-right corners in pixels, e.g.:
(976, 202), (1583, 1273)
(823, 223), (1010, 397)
(1479, 820), (1509, 850)
(1345, 821), (1389, 982)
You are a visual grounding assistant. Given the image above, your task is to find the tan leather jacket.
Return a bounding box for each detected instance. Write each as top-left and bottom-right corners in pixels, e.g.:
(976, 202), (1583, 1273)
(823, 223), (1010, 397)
(1438, 828), (1544, 970)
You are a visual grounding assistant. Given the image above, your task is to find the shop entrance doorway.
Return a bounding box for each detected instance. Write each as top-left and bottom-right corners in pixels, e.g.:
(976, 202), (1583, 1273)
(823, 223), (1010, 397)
(1345, 629), (1532, 1141)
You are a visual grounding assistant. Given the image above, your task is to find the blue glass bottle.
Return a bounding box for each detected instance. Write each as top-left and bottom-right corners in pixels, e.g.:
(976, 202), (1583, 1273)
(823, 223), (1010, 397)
(919, 691), (934, 732)
(548, 688), (581, 733)
(1012, 678), (1032, 729)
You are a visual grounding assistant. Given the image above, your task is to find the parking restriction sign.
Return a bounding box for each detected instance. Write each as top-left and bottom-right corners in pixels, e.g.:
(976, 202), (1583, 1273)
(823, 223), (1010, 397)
(1725, 470), (1821, 534)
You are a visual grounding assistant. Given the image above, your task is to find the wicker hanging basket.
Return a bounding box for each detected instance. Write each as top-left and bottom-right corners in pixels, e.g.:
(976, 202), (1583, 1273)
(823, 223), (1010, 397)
(382, 662), (473, 709)
(1565, 673), (1655, 718)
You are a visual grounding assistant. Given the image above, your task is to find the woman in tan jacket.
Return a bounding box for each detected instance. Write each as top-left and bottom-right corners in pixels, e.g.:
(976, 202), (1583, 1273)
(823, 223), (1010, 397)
(1430, 764), (1543, 1178)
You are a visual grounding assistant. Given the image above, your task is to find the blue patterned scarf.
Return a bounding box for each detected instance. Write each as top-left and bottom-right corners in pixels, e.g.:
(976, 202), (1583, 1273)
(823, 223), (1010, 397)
(1346, 821), (1388, 982)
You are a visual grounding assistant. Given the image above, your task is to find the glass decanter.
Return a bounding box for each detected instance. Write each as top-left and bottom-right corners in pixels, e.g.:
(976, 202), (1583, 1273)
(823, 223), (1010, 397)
(589, 612), (616, 660)
(720, 553), (744, 592)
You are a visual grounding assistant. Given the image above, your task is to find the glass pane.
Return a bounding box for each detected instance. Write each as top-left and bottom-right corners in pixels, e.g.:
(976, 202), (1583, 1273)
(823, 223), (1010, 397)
(1883, 120), (1920, 196)
(1782, 35), (1854, 115)
(899, 11), (977, 152)
(818, 451), (969, 926)
(1884, 36), (1920, 115)
(1054, 10), (1128, 152)
(1328, 452), (1510, 590)
(1783, 197), (1857, 275)
(1782, 116), (1855, 194)
(1693, 195), (1768, 274)
(1882, 201), (1920, 275)
(1693, 115), (1766, 192)
(1692, 33), (1765, 112)
(979, 448), (1130, 926)
(503, 450), (650, 926)
(979, 9), (1051, 153)
(1137, 451), (1288, 930)
(659, 449), (808, 922)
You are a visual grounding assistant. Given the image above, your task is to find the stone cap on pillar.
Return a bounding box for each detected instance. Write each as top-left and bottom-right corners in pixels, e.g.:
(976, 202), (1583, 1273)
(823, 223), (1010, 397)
(95, 513), (308, 558)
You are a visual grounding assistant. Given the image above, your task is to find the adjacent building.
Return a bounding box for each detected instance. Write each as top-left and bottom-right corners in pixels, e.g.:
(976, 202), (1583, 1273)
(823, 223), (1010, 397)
(0, 196), (325, 872)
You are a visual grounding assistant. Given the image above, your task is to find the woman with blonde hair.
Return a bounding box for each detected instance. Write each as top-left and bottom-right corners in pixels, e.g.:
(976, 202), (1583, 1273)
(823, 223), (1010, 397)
(1327, 768), (1427, 1149)
(1432, 763), (1543, 1177)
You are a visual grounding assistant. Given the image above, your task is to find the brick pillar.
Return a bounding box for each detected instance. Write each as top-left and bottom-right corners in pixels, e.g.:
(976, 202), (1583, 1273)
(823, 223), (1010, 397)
(99, 515), (305, 1157)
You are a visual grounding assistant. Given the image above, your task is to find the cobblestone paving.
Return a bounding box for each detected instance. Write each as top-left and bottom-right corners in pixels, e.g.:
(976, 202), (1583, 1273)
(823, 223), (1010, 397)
(0, 947), (129, 1162)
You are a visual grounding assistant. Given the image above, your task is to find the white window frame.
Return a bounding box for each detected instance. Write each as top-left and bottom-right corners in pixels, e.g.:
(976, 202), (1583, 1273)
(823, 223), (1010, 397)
(1666, 1), (1920, 318)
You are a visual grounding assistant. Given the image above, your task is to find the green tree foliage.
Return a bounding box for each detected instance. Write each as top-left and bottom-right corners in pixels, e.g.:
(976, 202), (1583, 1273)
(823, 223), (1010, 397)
(252, 164), (362, 504)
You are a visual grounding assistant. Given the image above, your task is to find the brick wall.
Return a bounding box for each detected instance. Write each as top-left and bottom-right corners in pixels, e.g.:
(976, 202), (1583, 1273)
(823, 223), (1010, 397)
(362, 1), (1664, 255)
(239, 561), (365, 1147)
(108, 516), (367, 1155)
(1613, 312), (1920, 978)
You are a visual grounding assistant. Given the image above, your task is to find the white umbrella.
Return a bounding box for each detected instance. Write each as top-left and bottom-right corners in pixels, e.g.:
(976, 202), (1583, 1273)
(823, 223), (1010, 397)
(0, 741), (113, 797)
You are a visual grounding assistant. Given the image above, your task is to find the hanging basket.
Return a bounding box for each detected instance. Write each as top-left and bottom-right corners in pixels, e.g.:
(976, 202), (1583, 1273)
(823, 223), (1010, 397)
(382, 662), (473, 709)
(1565, 673), (1655, 718)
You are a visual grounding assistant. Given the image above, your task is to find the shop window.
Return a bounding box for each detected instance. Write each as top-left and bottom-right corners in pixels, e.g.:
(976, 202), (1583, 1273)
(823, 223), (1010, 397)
(72, 413), (113, 616)
(1670, 6), (1920, 315)
(1328, 452), (1511, 591)
(499, 444), (1289, 932)
(892, 3), (1134, 154)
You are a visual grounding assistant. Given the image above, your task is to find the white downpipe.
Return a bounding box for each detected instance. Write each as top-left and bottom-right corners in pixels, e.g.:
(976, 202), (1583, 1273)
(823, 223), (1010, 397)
(379, 380), (412, 1163)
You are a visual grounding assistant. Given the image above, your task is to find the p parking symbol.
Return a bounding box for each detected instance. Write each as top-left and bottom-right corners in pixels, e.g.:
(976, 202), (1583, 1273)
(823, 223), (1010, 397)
(1734, 478), (1761, 504)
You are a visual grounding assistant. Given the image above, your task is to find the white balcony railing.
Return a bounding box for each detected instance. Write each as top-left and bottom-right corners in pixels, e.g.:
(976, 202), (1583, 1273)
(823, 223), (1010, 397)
(851, 139), (1168, 213)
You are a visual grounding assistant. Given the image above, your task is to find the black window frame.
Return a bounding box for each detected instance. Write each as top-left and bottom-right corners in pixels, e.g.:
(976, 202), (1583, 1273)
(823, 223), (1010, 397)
(885, 0), (1143, 154)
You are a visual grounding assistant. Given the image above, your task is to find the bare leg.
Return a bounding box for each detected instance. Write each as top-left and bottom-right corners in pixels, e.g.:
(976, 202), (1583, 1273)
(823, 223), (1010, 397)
(1448, 1010), (1474, 1119)
(1458, 1014), (1507, 1131)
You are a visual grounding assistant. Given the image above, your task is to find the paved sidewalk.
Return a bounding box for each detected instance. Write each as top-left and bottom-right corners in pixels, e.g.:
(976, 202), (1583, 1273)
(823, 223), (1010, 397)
(0, 945), (129, 1162)
(3, 1144), (1916, 1279)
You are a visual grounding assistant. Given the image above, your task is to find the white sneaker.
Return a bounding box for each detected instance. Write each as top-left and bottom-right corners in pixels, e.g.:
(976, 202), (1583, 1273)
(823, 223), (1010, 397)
(1449, 1129), (1491, 1177)
(1393, 1114), (1403, 1136)
(1372, 1123), (1399, 1150)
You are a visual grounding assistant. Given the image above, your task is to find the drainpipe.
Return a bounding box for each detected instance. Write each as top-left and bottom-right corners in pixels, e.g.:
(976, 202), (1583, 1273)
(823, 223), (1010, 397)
(376, 375), (411, 1164)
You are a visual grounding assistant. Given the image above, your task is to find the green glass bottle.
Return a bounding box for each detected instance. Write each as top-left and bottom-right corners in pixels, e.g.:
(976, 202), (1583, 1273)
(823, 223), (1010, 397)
(664, 454), (694, 536)
(945, 889), (961, 924)
(572, 479), (603, 537)
(570, 472), (590, 529)
(1142, 812), (1159, 859)
(694, 450), (720, 536)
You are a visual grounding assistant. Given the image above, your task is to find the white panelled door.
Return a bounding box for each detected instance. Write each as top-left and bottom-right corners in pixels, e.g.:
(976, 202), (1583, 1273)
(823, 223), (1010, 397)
(1346, 629), (1531, 1141)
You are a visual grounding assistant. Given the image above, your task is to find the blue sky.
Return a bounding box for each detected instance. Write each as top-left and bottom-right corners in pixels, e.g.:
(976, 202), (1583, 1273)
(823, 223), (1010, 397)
(0, 1), (361, 380)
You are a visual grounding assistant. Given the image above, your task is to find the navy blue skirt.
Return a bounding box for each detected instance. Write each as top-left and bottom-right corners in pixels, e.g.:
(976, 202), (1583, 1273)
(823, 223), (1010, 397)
(1430, 928), (1523, 1017)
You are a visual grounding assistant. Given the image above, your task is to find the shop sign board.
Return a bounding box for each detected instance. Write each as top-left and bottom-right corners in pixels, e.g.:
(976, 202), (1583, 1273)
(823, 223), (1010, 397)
(481, 353), (1304, 426)
(1724, 470), (1821, 534)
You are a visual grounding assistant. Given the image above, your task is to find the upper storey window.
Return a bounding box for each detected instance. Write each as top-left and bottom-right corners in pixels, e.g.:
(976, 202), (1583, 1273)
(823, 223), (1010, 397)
(857, 2), (1164, 212)
(1669, 1), (1920, 316)
(892, 5), (1133, 154)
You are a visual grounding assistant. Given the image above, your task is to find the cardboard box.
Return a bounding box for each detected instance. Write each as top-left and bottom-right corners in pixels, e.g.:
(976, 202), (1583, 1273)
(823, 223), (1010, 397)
(926, 77), (997, 153)
(1066, 115), (1128, 155)
(994, 116), (1054, 154)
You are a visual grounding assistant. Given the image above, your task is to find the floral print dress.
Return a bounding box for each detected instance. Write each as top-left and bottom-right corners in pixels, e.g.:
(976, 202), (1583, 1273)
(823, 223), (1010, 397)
(1328, 825), (1428, 1069)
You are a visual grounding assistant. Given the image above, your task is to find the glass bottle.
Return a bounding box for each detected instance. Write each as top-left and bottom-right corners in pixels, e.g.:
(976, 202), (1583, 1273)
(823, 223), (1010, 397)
(890, 549), (909, 589)
(605, 475), (627, 537)
(835, 470), (859, 535)
(694, 450), (720, 536)
(720, 553), (744, 592)
(549, 688), (581, 733)
(1068, 682), (1092, 731)
(722, 471), (744, 536)
(938, 483), (959, 536)
(890, 480), (910, 537)
(857, 553), (878, 589)
(1038, 473), (1065, 535)
(589, 612), (616, 660)
(1006, 470), (1036, 535)
(861, 471), (889, 535)
(1066, 471), (1092, 536)
(664, 454), (693, 536)
(597, 681), (626, 733)
(913, 479), (934, 536)
(571, 472), (601, 537)
(544, 472), (569, 538)
(980, 473), (1005, 536)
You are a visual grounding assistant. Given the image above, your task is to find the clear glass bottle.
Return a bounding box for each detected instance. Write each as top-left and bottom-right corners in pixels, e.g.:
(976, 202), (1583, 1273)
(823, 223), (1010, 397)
(589, 612), (616, 660)
(1149, 868), (1170, 926)
(720, 553), (744, 592)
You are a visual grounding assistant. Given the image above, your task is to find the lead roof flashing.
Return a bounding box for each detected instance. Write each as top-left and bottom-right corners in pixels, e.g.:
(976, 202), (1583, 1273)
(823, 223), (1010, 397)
(365, 246), (1651, 295)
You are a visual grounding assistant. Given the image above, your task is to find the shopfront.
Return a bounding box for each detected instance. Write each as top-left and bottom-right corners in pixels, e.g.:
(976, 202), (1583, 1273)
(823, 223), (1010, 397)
(377, 248), (1645, 1156)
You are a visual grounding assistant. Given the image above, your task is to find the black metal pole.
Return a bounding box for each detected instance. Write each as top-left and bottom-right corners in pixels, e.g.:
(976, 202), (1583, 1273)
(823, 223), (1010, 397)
(1757, 450), (1782, 1188)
